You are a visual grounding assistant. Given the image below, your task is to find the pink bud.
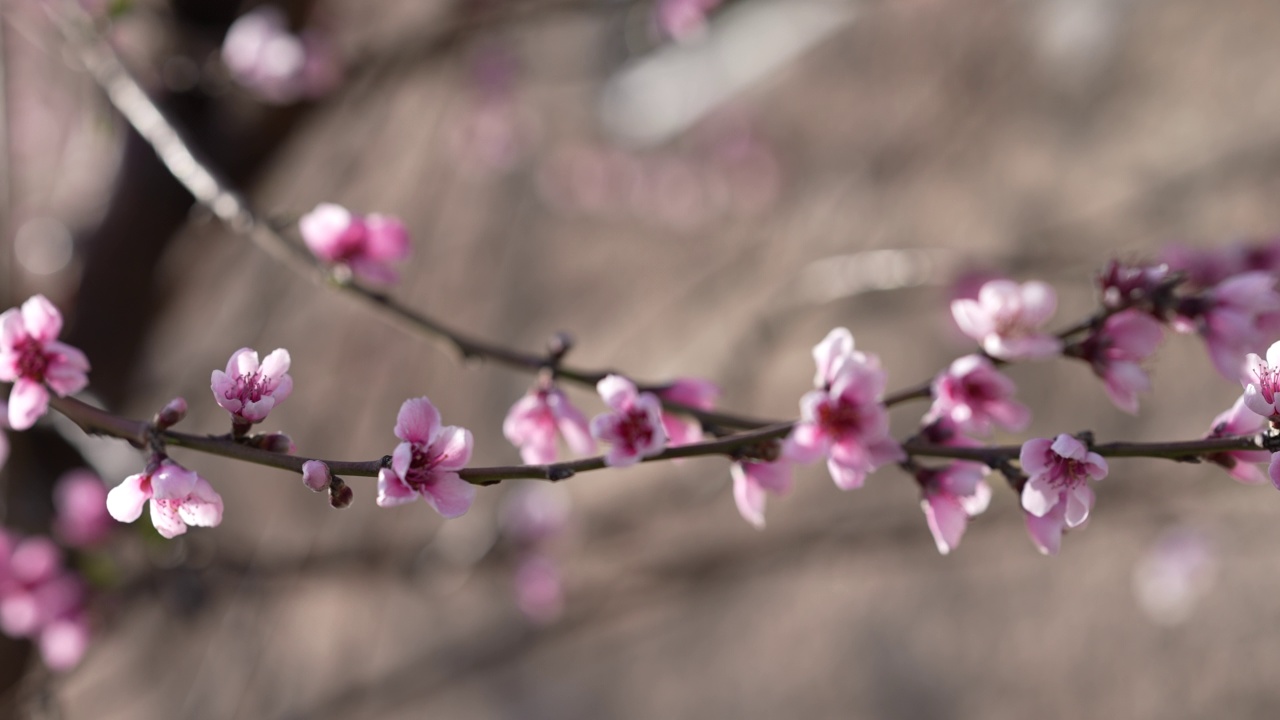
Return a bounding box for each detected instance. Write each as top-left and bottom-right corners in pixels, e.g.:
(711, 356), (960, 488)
(301, 460), (331, 493)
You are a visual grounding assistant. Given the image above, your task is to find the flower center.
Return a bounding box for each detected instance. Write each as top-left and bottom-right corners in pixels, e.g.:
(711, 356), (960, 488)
(616, 408), (655, 451)
(1043, 457), (1088, 490)
(1254, 365), (1280, 404)
(404, 445), (440, 488)
(15, 337), (50, 382)
(816, 398), (862, 437)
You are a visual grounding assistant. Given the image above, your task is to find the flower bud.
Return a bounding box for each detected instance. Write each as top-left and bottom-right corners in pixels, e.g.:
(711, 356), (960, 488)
(153, 397), (188, 430)
(328, 477), (353, 509)
(301, 460), (331, 493)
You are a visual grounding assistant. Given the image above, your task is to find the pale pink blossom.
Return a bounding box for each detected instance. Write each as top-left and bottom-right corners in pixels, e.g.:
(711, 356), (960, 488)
(1203, 394), (1270, 485)
(52, 470), (113, 548)
(211, 347), (293, 430)
(38, 614), (90, 672)
(1173, 271), (1280, 380)
(951, 280), (1063, 360)
(811, 327), (860, 388)
(513, 553), (563, 624)
(222, 6), (339, 104)
(1075, 310), (1164, 414)
(589, 376), (667, 467)
(299, 203), (410, 284)
(657, 377), (720, 447)
(376, 397), (476, 518)
(927, 355), (1030, 435)
(106, 460), (224, 539)
(730, 459), (793, 529)
(1020, 434), (1107, 545)
(919, 462), (992, 555)
(503, 385), (595, 464)
(785, 332), (904, 490)
(0, 537), (84, 641)
(1243, 340), (1280, 421)
(0, 295), (90, 430)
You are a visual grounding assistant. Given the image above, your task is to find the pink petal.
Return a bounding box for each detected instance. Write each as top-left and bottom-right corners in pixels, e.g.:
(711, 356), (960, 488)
(228, 347), (260, 376)
(420, 472), (477, 518)
(150, 499), (189, 538)
(812, 327), (854, 387)
(960, 480), (993, 516)
(597, 375), (638, 411)
(1049, 434), (1088, 461)
(240, 397), (275, 423)
(922, 493), (968, 555)
(783, 422), (828, 464)
(20, 295), (62, 343)
(1021, 476), (1060, 517)
(259, 348), (291, 383)
(8, 379), (49, 430)
(177, 478), (224, 528)
(210, 370), (243, 413)
(39, 617), (89, 672)
(1267, 340), (1280, 368)
(1243, 384), (1274, 418)
(1018, 437), (1055, 475)
(659, 378), (720, 410)
(746, 460), (793, 494)
(395, 396), (442, 445)
(661, 413), (702, 447)
(391, 442), (414, 478)
(553, 400), (596, 457)
(1269, 454), (1280, 492)
(1064, 484), (1094, 527)
(827, 456), (866, 490)
(1018, 281), (1057, 326)
(1227, 456), (1267, 485)
(731, 463), (767, 529)
(1025, 504), (1067, 555)
(376, 468), (419, 507)
(1103, 361), (1149, 414)
(301, 460), (331, 492)
(988, 334), (1063, 360)
(106, 473), (151, 523)
(0, 308), (24, 357)
(364, 214), (411, 261)
(150, 463), (199, 499)
(604, 445), (642, 467)
(428, 426), (473, 471)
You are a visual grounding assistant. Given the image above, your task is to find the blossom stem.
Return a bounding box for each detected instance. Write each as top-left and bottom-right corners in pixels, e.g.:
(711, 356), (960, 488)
(901, 434), (1265, 463)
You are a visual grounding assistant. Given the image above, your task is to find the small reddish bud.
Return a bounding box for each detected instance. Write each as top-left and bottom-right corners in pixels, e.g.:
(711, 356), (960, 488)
(328, 477), (353, 509)
(153, 397), (188, 430)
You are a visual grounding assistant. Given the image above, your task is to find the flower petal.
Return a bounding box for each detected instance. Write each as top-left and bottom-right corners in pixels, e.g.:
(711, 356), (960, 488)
(731, 463), (767, 529)
(376, 468), (419, 507)
(395, 396), (442, 444)
(420, 472), (477, 519)
(105, 473), (151, 523)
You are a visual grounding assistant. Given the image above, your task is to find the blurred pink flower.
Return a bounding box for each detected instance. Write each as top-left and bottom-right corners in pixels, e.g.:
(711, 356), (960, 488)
(1173, 271), (1280, 380)
(730, 459), (793, 529)
(222, 6), (340, 104)
(0, 295), (90, 430)
(513, 554), (563, 624)
(52, 470), (113, 548)
(1203, 394), (1270, 485)
(503, 385), (595, 464)
(0, 534), (91, 671)
(590, 376), (667, 467)
(1098, 260), (1170, 310)
(1076, 310), (1164, 414)
(951, 280), (1063, 360)
(106, 460), (224, 539)
(1019, 434), (1107, 553)
(786, 328), (903, 490)
(656, 0), (724, 41)
(657, 377), (719, 447)
(376, 397), (476, 518)
(927, 355), (1030, 435)
(299, 203), (410, 285)
(211, 347), (293, 429)
(919, 462), (991, 555)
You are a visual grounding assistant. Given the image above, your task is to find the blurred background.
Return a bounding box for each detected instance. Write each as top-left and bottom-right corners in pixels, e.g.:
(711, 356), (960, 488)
(3, 0), (1280, 717)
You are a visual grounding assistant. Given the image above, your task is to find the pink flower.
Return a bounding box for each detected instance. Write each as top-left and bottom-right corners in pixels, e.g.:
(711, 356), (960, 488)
(1019, 434), (1108, 552)
(503, 385), (595, 464)
(298, 203), (410, 284)
(513, 553), (563, 624)
(1098, 260), (1170, 310)
(52, 470), (114, 548)
(1173, 272), (1280, 380)
(657, 377), (720, 447)
(951, 280), (1063, 360)
(1203, 394), (1270, 485)
(376, 397), (476, 518)
(211, 347), (293, 430)
(222, 6), (339, 104)
(1243, 340), (1280, 421)
(589, 376), (667, 467)
(785, 329), (904, 490)
(106, 460), (225, 539)
(38, 613), (90, 672)
(919, 462), (992, 555)
(0, 295), (90, 430)
(730, 459), (793, 529)
(1074, 310), (1164, 414)
(927, 355), (1030, 435)
(0, 534), (91, 671)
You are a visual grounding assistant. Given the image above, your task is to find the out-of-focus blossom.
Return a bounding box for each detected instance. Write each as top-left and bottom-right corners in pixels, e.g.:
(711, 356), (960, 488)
(1019, 434), (1107, 554)
(0, 295), (91, 430)
(951, 280), (1063, 360)
(0, 533), (91, 671)
(1132, 528), (1217, 626)
(656, 0), (725, 42)
(1172, 271), (1280, 380)
(1162, 239), (1280, 291)
(513, 553), (563, 624)
(1073, 309), (1164, 414)
(0, 401), (8, 473)
(919, 462), (992, 555)
(657, 377), (719, 447)
(52, 470), (113, 548)
(786, 328), (903, 490)
(299, 204), (411, 285)
(222, 5), (340, 104)
(730, 458), (793, 529)
(499, 483), (570, 546)
(211, 347), (293, 430)
(590, 376), (667, 467)
(503, 385), (595, 464)
(927, 355), (1030, 435)
(376, 397), (476, 518)
(106, 460), (224, 539)
(1098, 259), (1170, 310)
(1203, 394), (1270, 485)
